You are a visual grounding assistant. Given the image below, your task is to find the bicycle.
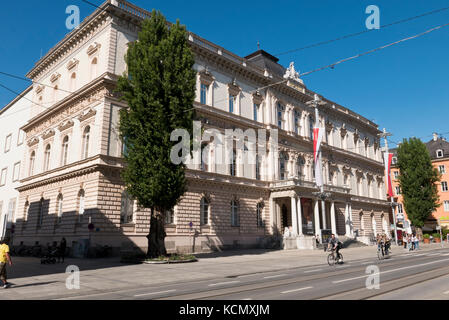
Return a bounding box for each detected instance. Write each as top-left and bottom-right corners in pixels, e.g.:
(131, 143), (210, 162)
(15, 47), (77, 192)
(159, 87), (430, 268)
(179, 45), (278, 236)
(327, 247), (343, 266)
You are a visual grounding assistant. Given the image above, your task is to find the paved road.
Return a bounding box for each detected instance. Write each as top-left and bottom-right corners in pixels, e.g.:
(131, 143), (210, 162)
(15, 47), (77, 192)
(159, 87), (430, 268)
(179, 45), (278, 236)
(60, 247), (449, 300)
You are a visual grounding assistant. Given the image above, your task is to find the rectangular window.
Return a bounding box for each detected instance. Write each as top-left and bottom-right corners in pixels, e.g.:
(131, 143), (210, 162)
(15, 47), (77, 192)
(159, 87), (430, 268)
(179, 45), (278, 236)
(439, 165), (446, 174)
(200, 83), (208, 105)
(395, 186), (401, 195)
(165, 209), (175, 225)
(7, 199), (16, 223)
(229, 94), (235, 113)
(397, 203), (403, 214)
(253, 103), (259, 122)
(444, 201), (449, 212)
(12, 162), (20, 182)
(231, 201), (239, 227)
(0, 168), (7, 186)
(442, 181), (448, 192)
(393, 171), (399, 179)
(17, 129), (25, 146)
(256, 155), (261, 180)
(4, 134), (11, 153)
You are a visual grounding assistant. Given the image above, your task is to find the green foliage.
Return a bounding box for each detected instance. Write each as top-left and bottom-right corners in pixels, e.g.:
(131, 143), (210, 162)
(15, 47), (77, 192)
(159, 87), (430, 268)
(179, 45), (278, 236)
(117, 10), (196, 214)
(432, 232), (441, 239)
(423, 233), (430, 239)
(397, 138), (441, 228)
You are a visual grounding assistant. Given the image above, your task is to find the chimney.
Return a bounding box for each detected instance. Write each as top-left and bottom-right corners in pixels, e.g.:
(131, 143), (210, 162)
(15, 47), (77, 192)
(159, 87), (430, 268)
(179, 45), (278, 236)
(433, 133), (439, 141)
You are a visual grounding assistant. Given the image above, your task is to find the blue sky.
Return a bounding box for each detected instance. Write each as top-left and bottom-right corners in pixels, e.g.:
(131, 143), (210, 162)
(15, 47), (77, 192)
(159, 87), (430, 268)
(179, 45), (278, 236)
(1, 0), (448, 147)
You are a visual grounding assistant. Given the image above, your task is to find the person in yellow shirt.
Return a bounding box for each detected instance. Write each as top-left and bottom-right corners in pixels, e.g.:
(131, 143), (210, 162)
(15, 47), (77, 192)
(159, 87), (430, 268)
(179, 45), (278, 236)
(0, 238), (13, 289)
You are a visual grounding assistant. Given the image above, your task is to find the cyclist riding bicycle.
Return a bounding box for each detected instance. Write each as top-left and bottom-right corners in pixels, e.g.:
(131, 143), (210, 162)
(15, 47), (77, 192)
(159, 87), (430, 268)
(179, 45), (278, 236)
(327, 234), (342, 261)
(382, 233), (391, 255)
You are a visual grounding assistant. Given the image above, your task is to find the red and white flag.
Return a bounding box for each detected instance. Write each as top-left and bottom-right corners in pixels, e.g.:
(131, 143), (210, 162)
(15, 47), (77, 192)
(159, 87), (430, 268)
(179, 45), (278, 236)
(384, 152), (394, 198)
(313, 127), (324, 187)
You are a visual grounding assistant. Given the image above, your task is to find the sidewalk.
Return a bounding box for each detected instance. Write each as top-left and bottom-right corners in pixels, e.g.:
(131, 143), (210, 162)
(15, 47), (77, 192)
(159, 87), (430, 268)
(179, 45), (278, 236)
(1, 242), (446, 300)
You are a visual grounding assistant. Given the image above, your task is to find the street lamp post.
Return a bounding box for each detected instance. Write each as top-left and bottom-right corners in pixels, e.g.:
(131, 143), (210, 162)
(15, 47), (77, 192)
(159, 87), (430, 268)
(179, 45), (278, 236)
(379, 128), (399, 246)
(307, 94), (328, 244)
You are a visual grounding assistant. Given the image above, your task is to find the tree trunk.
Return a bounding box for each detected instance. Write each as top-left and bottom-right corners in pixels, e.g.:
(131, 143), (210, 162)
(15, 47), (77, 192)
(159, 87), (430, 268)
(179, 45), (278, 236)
(147, 208), (167, 258)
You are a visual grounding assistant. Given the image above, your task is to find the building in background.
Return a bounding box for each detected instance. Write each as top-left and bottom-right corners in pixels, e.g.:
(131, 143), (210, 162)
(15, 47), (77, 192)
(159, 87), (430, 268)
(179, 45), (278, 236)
(391, 133), (449, 232)
(6, 0), (389, 254)
(0, 86), (33, 240)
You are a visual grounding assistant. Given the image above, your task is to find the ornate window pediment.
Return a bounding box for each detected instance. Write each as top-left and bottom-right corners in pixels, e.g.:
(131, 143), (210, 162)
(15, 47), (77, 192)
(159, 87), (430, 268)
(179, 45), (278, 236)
(228, 79), (241, 96)
(27, 136), (39, 147)
(50, 73), (61, 83)
(340, 124), (347, 137)
(35, 85), (44, 94)
(67, 58), (79, 70)
(252, 91), (263, 105)
(199, 68), (214, 86)
(58, 119), (74, 132)
(87, 42), (101, 56)
(78, 108), (97, 122)
(42, 129), (55, 140)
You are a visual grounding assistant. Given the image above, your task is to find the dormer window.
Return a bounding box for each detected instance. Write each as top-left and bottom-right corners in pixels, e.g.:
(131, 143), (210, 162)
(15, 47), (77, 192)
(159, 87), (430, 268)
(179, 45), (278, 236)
(437, 149), (444, 158)
(392, 157), (397, 164)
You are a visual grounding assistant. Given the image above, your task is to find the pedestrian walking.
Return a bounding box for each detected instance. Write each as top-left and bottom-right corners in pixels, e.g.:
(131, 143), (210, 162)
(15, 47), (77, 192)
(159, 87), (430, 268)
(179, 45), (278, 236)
(415, 234), (420, 250)
(0, 238), (13, 288)
(58, 238), (67, 263)
(403, 233), (408, 249)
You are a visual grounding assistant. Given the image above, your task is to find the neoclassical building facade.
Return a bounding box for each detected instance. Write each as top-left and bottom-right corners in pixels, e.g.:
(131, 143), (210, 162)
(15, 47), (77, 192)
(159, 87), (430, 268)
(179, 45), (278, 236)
(12, 0), (390, 254)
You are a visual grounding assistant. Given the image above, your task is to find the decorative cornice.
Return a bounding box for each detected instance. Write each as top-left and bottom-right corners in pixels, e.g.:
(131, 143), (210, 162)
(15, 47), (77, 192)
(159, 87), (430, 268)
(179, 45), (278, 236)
(35, 85), (44, 94)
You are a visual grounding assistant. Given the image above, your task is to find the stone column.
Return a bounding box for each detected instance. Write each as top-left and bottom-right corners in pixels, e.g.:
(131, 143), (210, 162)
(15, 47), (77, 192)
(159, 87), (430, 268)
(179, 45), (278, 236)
(331, 201), (337, 235)
(297, 197), (303, 236)
(291, 196), (298, 235)
(270, 197), (276, 233)
(314, 200), (321, 241)
(321, 200), (327, 229)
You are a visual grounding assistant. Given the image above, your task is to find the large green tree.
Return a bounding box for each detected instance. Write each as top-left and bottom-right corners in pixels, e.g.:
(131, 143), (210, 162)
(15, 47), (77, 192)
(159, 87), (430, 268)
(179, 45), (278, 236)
(396, 138), (441, 229)
(117, 11), (196, 258)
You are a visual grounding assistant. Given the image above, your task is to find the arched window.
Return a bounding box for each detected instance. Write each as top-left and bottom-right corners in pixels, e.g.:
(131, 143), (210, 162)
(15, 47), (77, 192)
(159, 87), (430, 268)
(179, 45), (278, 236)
(279, 152), (288, 180)
(61, 136), (69, 166)
(297, 157), (304, 179)
(82, 126), (90, 159)
(70, 72), (77, 92)
(359, 212), (365, 232)
(309, 115), (315, 139)
(201, 143), (209, 172)
(78, 189), (85, 222)
(56, 194), (63, 224)
(230, 149), (236, 177)
(200, 197), (209, 226)
(231, 200), (239, 227)
(53, 85), (58, 103)
(382, 214), (388, 234)
(120, 190), (134, 224)
(90, 58), (98, 80)
(37, 198), (44, 227)
(44, 144), (51, 171)
(24, 201), (30, 222)
(165, 208), (175, 225)
(256, 202), (264, 228)
(29, 151), (36, 176)
(371, 213), (377, 235)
